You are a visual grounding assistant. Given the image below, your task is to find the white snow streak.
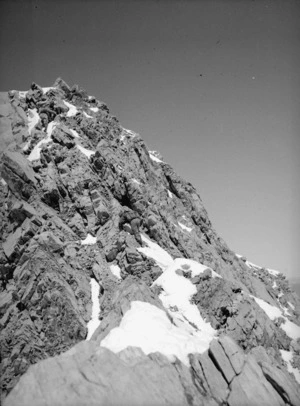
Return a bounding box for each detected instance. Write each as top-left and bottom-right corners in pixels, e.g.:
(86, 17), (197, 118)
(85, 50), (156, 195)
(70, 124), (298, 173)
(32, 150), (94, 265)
(122, 235), (218, 363)
(110, 264), (122, 280)
(42, 87), (54, 94)
(86, 278), (101, 340)
(267, 268), (280, 276)
(122, 128), (137, 138)
(239, 256), (281, 277)
(138, 235), (173, 271)
(154, 258), (219, 334)
(251, 295), (300, 340)
(149, 152), (163, 163)
(178, 222), (193, 232)
(288, 302), (295, 310)
(101, 301), (215, 366)
(90, 107), (99, 112)
(280, 350), (300, 384)
(282, 307), (292, 317)
(27, 108), (40, 135)
(81, 234), (97, 245)
(250, 295), (282, 320)
(63, 101), (78, 117)
(76, 145), (95, 158)
(69, 129), (80, 138)
(27, 121), (57, 161)
(1, 178), (7, 186)
(168, 190), (173, 198)
(281, 319), (300, 340)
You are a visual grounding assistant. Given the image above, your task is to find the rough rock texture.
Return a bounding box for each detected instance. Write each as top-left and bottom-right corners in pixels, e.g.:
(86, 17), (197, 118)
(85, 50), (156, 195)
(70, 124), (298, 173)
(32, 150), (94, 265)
(1, 79), (300, 405)
(4, 336), (300, 406)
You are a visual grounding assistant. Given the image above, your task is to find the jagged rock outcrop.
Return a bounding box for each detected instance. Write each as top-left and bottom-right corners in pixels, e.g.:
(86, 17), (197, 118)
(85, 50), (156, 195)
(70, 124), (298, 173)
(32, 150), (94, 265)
(1, 79), (300, 405)
(4, 335), (300, 406)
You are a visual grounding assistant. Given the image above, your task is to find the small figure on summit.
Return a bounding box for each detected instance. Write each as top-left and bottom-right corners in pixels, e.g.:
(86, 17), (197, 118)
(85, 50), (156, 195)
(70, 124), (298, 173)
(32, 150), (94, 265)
(119, 206), (143, 246)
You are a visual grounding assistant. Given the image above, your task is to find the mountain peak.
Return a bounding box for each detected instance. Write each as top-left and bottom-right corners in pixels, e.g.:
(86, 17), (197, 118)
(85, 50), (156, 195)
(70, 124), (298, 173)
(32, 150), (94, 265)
(1, 80), (300, 405)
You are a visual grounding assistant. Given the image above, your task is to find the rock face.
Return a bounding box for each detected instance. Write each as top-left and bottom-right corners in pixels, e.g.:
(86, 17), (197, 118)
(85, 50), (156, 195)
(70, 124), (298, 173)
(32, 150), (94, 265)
(1, 79), (300, 405)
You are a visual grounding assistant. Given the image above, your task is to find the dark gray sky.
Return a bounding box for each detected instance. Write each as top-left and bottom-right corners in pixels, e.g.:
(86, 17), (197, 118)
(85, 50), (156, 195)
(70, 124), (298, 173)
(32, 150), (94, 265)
(1, 0), (299, 278)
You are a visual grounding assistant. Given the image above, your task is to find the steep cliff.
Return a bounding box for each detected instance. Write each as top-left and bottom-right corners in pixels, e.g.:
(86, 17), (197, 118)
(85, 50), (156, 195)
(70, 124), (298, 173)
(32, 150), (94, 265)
(1, 79), (300, 406)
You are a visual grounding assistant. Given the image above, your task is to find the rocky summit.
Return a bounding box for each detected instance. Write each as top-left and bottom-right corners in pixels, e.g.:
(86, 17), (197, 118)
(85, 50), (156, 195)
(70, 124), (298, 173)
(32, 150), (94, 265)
(0, 79), (300, 406)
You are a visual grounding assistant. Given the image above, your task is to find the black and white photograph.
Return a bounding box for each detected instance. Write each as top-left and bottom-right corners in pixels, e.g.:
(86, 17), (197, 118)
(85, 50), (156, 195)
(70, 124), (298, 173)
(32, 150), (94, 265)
(0, 1), (300, 405)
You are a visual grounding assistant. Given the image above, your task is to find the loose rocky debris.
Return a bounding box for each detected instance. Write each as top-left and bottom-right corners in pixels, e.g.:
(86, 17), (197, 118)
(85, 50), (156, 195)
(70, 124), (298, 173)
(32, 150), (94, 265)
(1, 79), (300, 405)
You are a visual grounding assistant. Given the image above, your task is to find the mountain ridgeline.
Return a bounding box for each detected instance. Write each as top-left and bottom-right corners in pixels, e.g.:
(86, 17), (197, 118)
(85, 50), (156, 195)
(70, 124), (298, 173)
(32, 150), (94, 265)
(0, 79), (300, 406)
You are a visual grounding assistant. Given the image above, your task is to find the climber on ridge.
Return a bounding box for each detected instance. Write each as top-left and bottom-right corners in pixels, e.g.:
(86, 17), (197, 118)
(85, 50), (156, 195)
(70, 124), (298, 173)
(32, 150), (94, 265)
(119, 206), (143, 246)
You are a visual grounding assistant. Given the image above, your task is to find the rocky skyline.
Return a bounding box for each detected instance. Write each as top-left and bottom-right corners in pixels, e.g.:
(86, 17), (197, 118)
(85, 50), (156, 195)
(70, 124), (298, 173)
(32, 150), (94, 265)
(0, 0), (299, 279)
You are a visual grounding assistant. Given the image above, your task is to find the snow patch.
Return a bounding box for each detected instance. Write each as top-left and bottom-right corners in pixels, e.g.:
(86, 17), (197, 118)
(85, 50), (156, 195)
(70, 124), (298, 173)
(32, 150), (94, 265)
(110, 264), (122, 280)
(178, 222), (193, 232)
(154, 258), (219, 334)
(27, 121), (57, 161)
(90, 107), (99, 112)
(122, 128), (137, 138)
(245, 260), (261, 270)
(1, 178), (7, 186)
(76, 145), (95, 158)
(63, 101), (78, 117)
(282, 307), (292, 317)
(288, 302), (295, 311)
(131, 178), (141, 185)
(281, 319), (300, 340)
(280, 350), (300, 384)
(244, 258), (281, 277)
(138, 235), (173, 271)
(272, 281), (277, 289)
(27, 108), (40, 134)
(250, 295), (282, 320)
(168, 190), (173, 198)
(251, 295), (300, 340)
(136, 236), (219, 362)
(42, 87), (54, 94)
(81, 234), (97, 245)
(267, 268), (280, 276)
(101, 301), (216, 366)
(149, 152), (163, 163)
(69, 129), (80, 138)
(86, 278), (101, 340)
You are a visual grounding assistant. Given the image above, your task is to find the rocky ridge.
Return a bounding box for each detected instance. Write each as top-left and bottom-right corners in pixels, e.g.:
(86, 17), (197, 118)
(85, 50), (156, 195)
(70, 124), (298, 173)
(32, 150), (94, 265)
(0, 79), (300, 405)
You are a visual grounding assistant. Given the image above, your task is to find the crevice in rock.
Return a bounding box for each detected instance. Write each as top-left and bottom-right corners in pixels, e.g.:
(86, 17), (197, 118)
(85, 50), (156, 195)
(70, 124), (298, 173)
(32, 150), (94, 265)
(262, 371), (291, 404)
(208, 347), (233, 385)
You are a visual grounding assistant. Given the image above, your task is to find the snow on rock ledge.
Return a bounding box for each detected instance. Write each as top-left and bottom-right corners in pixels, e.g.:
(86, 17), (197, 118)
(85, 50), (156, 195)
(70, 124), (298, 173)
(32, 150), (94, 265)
(110, 264), (122, 279)
(86, 278), (101, 340)
(101, 300), (215, 366)
(251, 294), (300, 340)
(101, 236), (220, 366)
(81, 234), (97, 245)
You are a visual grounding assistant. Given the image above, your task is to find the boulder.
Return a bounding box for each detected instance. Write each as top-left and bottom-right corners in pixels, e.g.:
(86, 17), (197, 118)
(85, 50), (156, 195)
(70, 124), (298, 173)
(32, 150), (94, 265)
(4, 342), (199, 406)
(227, 355), (285, 406)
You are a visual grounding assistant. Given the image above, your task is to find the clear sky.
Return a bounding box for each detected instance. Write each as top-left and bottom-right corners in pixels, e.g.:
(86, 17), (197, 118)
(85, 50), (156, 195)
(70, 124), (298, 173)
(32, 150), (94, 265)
(1, 0), (299, 278)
